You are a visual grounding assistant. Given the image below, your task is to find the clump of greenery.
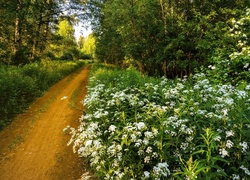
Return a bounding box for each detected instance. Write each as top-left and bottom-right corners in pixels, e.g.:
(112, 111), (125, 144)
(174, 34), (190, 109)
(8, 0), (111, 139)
(205, 8), (250, 84)
(69, 63), (250, 179)
(0, 60), (85, 129)
(69, 8), (250, 179)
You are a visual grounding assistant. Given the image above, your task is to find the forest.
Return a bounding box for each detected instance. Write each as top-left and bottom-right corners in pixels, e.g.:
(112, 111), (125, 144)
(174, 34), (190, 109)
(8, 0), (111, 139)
(1, 0), (250, 179)
(1, 0), (249, 79)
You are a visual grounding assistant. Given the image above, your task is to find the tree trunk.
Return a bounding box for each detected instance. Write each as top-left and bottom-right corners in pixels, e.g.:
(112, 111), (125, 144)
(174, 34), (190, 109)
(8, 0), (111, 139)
(32, 12), (43, 59)
(13, 0), (23, 58)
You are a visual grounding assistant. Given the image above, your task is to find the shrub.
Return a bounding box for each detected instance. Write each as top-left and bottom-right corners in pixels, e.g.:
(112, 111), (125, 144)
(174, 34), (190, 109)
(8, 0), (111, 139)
(69, 64), (250, 179)
(0, 60), (85, 129)
(60, 52), (73, 60)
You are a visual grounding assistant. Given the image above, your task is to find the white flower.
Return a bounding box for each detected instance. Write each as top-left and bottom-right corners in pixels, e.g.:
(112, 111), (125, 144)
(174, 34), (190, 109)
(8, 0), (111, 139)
(232, 174), (240, 180)
(226, 140), (234, 148)
(222, 109), (228, 116)
(226, 130), (234, 138)
(108, 125), (116, 132)
(240, 165), (250, 176)
(138, 150), (144, 156)
(243, 63), (249, 69)
(219, 148), (229, 158)
(145, 131), (154, 139)
(214, 135), (221, 142)
(153, 162), (171, 178)
(85, 140), (93, 147)
(144, 171), (150, 178)
(239, 142), (249, 153)
(135, 122), (146, 130)
(146, 146), (153, 154)
(144, 156), (150, 163)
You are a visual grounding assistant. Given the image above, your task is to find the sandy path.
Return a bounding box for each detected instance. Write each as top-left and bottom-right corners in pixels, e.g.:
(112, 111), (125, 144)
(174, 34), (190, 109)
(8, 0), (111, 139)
(0, 65), (92, 180)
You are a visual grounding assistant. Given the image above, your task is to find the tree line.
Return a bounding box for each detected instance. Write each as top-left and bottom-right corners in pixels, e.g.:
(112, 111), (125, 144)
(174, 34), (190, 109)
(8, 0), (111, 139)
(85, 0), (249, 77)
(0, 0), (91, 65)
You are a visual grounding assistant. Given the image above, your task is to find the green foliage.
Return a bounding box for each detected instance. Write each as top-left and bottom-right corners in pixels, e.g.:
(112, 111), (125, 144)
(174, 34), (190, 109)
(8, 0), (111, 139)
(205, 8), (250, 84)
(70, 64), (250, 179)
(82, 33), (96, 59)
(60, 52), (74, 60)
(0, 60), (85, 130)
(85, 0), (249, 77)
(48, 19), (80, 60)
(0, 0), (86, 64)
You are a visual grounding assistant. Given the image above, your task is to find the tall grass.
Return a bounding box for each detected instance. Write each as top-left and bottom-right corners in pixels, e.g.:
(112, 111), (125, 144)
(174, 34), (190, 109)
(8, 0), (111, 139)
(0, 60), (85, 129)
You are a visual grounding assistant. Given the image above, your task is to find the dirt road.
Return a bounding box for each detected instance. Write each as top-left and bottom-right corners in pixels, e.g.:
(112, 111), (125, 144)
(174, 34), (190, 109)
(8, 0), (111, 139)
(0, 65), (92, 180)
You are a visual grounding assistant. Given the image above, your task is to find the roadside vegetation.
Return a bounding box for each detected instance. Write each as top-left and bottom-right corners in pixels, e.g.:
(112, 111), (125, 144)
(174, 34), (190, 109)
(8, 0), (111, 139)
(69, 62), (250, 179)
(0, 60), (85, 129)
(68, 8), (250, 180)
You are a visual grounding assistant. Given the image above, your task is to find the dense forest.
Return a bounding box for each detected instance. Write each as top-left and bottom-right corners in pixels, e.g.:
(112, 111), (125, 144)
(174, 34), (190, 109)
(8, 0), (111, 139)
(1, 0), (250, 79)
(86, 0), (250, 78)
(0, 0), (91, 65)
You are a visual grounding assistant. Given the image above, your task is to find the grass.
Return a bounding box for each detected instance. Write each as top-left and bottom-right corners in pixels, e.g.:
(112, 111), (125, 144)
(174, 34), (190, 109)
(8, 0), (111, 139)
(0, 59), (85, 130)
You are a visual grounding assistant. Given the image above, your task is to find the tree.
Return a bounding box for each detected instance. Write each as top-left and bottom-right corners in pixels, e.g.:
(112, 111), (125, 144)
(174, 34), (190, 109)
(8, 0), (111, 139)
(83, 0), (249, 77)
(78, 35), (85, 49)
(82, 33), (96, 58)
(0, 0), (87, 64)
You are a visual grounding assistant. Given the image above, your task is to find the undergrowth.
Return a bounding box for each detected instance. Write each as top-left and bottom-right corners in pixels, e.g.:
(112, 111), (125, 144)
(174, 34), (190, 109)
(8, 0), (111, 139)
(0, 60), (85, 129)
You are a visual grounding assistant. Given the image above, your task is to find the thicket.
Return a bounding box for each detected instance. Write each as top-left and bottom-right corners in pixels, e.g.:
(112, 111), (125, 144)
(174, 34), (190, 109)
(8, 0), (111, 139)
(69, 59), (250, 179)
(84, 0), (249, 77)
(68, 8), (250, 179)
(0, 1), (87, 65)
(0, 60), (85, 130)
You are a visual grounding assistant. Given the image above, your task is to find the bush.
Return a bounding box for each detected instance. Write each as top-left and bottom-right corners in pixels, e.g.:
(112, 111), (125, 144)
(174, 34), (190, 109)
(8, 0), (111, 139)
(42, 51), (57, 60)
(79, 53), (92, 60)
(60, 52), (73, 60)
(69, 64), (250, 179)
(206, 8), (250, 84)
(0, 60), (85, 129)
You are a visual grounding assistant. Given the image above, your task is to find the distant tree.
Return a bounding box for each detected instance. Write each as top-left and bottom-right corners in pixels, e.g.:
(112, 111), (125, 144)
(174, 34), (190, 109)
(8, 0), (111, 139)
(0, 0), (88, 64)
(78, 35), (85, 49)
(82, 33), (96, 58)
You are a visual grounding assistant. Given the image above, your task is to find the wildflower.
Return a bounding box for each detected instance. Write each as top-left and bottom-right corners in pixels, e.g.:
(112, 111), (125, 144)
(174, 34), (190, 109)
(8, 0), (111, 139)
(219, 148), (229, 158)
(239, 142), (249, 153)
(135, 139), (142, 147)
(138, 150), (144, 156)
(180, 142), (189, 151)
(108, 125), (116, 132)
(232, 174), (240, 180)
(131, 134), (137, 142)
(143, 139), (149, 145)
(144, 171), (150, 178)
(144, 156), (150, 163)
(222, 109), (228, 116)
(135, 122), (146, 130)
(226, 140), (234, 148)
(85, 140), (93, 147)
(152, 152), (158, 158)
(153, 162), (171, 178)
(226, 130), (234, 138)
(214, 135), (221, 141)
(146, 146), (153, 154)
(208, 65), (216, 70)
(145, 131), (154, 139)
(240, 165), (250, 176)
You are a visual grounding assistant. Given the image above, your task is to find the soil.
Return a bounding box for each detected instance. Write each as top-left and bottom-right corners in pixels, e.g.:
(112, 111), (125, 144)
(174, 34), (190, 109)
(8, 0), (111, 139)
(0, 65), (94, 180)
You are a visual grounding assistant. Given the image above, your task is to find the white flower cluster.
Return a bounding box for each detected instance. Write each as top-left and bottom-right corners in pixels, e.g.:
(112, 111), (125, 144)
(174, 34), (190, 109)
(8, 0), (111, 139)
(68, 66), (250, 179)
